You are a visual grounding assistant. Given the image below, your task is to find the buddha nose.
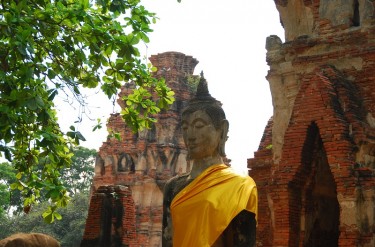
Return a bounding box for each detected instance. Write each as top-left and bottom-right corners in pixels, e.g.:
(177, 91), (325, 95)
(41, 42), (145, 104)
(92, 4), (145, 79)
(186, 127), (196, 140)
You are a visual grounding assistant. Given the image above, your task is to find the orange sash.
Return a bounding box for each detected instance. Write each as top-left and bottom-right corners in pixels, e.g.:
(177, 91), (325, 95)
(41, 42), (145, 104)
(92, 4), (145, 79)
(171, 164), (257, 246)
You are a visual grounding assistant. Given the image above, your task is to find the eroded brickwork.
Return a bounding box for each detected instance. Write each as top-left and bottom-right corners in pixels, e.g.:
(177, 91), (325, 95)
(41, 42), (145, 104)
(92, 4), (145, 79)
(249, 1), (375, 246)
(81, 52), (198, 247)
(81, 185), (137, 247)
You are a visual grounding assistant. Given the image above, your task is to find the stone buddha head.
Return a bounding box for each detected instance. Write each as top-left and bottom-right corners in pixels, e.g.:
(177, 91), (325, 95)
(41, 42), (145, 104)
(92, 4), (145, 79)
(181, 72), (229, 161)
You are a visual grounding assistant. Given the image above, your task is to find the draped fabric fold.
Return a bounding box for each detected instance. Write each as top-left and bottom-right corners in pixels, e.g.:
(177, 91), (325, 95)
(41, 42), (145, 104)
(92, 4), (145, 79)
(171, 164), (257, 247)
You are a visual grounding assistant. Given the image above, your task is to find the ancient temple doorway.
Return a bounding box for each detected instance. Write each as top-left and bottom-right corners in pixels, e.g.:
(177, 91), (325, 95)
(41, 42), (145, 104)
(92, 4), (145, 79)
(289, 122), (340, 247)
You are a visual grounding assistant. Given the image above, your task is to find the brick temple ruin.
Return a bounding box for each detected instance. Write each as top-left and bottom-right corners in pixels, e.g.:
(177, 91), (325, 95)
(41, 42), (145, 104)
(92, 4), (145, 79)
(81, 52), (198, 246)
(82, 1), (375, 246)
(249, 0), (375, 246)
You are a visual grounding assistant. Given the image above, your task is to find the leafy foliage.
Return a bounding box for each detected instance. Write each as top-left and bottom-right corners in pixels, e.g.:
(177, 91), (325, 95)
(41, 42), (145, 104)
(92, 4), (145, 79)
(60, 146), (96, 196)
(0, 192), (90, 247)
(0, 147), (96, 218)
(0, 147), (95, 245)
(0, 162), (22, 217)
(0, 0), (175, 222)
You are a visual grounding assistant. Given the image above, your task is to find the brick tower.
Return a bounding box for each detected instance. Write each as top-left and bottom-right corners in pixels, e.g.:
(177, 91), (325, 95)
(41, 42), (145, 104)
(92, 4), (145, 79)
(249, 1), (375, 246)
(81, 52), (199, 247)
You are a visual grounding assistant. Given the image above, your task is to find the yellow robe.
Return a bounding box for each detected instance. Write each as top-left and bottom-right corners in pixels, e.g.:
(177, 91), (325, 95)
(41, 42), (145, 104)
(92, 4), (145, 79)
(170, 164), (258, 247)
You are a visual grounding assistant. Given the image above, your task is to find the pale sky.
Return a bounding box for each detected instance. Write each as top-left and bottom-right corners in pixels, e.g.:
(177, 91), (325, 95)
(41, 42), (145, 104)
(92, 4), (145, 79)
(57, 0), (285, 171)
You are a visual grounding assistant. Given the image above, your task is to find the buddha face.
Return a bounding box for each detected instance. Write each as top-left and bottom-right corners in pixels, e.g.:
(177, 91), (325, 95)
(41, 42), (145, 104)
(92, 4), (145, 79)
(181, 110), (222, 160)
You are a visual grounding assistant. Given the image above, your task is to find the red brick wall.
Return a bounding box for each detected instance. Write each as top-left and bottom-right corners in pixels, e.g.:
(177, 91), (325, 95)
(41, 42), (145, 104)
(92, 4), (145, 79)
(249, 1), (375, 246)
(81, 185), (138, 247)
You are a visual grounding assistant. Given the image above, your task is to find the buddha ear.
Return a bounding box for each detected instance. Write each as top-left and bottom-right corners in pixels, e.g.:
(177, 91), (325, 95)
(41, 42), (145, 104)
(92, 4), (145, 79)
(218, 119), (229, 157)
(220, 119), (229, 139)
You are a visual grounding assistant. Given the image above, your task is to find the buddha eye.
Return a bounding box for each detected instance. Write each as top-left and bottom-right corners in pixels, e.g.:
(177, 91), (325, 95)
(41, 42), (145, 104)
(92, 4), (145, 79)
(194, 121), (206, 129)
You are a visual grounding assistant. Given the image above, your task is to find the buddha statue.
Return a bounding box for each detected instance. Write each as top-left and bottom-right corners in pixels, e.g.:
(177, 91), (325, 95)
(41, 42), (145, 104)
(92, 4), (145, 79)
(162, 72), (258, 247)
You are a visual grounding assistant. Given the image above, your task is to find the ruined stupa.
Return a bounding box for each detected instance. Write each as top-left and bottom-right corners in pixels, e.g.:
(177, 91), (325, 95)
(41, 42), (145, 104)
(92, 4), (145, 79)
(249, 1), (375, 246)
(81, 52), (199, 247)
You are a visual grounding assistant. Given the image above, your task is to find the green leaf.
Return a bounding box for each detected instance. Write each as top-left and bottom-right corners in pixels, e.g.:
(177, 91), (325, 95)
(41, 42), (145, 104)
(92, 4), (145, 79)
(105, 68), (114, 76)
(114, 132), (121, 141)
(53, 211), (62, 220)
(75, 131), (86, 141)
(42, 207), (54, 223)
(92, 118), (102, 131)
(47, 89), (58, 101)
(10, 182), (18, 190)
(67, 131), (76, 139)
(47, 69), (57, 79)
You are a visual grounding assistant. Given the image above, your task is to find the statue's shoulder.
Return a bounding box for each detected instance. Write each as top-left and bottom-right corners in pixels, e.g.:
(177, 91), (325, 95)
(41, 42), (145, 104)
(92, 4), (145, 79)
(164, 173), (191, 201)
(165, 172), (190, 187)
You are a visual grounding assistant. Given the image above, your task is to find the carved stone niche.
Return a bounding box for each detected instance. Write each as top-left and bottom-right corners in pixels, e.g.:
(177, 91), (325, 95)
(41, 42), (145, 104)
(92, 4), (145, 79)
(94, 156), (105, 176)
(118, 153), (135, 173)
